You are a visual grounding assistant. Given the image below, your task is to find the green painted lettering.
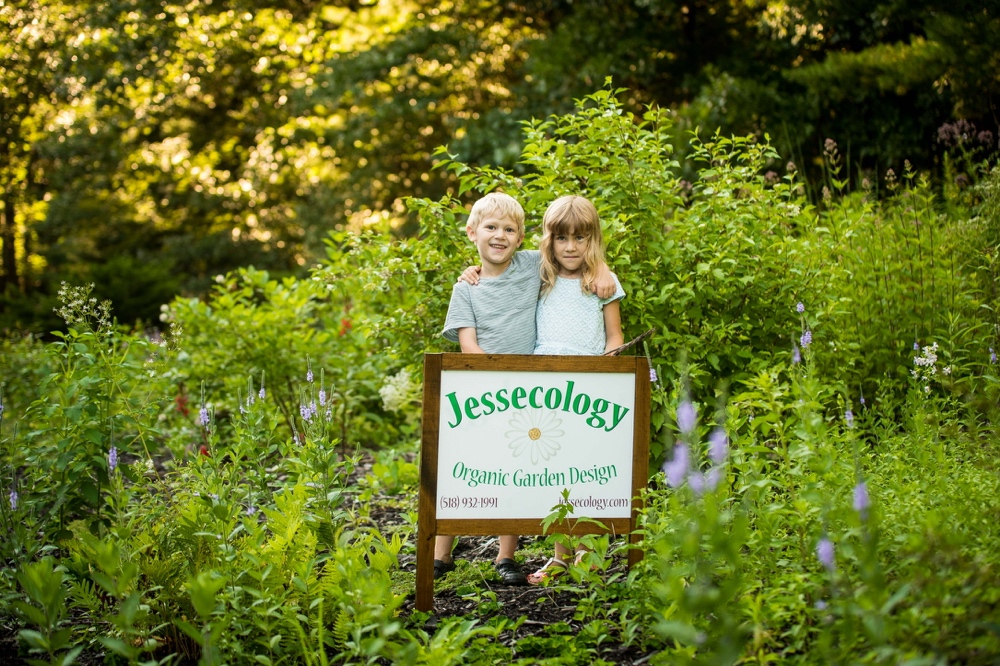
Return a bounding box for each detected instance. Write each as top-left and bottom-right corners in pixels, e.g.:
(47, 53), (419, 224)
(511, 386), (527, 409)
(529, 386), (544, 409)
(495, 388), (510, 411)
(562, 380), (575, 412)
(587, 398), (609, 428)
(480, 392), (496, 416)
(607, 404), (630, 432)
(544, 387), (562, 409)
(464, 396), (480, 420)
(446, 392), (463, 428)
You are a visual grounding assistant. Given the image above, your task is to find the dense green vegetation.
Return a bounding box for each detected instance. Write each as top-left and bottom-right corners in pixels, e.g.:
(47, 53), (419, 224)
(2, 91), (999, 663)
(2, 0), (999, 329)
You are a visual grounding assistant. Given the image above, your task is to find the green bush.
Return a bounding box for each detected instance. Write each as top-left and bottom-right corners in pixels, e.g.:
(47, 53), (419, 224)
(164, 265), (406, 453)
(627, 367), (1000, 662)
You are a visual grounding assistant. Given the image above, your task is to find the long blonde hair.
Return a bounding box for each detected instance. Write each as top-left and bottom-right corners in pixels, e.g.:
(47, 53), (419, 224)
(539, 195), (605, 295)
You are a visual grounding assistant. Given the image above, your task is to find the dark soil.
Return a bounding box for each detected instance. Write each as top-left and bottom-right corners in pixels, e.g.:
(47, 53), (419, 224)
(395, 542), (655, 664)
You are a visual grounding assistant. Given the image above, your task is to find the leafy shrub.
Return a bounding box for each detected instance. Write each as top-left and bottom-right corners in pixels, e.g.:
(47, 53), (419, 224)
(6, 284), (170, 542)
(628, 368), (1000, 662)
(164, 265), (406, 453)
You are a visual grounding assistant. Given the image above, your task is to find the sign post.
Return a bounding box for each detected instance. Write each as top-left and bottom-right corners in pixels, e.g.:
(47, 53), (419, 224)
(416, 353), (650, 611)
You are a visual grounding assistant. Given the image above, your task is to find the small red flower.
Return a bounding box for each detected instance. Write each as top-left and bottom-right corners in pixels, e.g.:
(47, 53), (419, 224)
(339, 318), (352, 336)
(199, 444), (210, 457)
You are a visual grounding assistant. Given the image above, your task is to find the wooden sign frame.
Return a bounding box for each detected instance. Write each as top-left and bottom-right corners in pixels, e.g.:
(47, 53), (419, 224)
(415, 353), (650, 611)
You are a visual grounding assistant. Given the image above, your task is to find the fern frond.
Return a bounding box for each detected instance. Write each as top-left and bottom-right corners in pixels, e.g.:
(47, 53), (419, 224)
(331, 609), (350, 650)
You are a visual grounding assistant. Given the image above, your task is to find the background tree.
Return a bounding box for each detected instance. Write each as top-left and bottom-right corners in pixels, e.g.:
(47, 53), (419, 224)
(1, 0), (997, 331)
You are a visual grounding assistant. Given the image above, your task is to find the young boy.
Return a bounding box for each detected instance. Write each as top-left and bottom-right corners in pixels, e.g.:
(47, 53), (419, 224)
(436, 191), (615, 585)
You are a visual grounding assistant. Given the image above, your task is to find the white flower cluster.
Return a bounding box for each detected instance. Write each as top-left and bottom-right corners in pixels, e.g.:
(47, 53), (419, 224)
(379, 369), (421, 413)
(912, 342), (952, 394)
(55, 282), (112, 330)
(159, 303), (174, 323)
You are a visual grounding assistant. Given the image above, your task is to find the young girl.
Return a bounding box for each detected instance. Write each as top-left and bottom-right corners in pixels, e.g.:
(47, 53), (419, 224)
(527, 194), (625, 585)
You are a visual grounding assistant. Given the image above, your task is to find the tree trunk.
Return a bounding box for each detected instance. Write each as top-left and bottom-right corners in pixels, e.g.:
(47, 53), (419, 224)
(1, 191), (18, 292)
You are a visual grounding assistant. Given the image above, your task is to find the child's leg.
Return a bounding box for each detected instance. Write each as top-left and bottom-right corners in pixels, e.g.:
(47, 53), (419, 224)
(554, 538), (573, 563)
(435, 535), (455, 562)
(495, 534), (527, 585)
(495, 534), (519, 562)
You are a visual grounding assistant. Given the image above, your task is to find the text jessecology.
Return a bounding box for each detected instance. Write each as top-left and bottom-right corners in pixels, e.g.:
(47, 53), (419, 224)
(445, 380), (630, 432)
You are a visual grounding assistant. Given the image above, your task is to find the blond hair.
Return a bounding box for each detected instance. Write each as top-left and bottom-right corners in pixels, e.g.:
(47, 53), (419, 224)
(466, 192), (525, 236)
(539, 195), (605, 295)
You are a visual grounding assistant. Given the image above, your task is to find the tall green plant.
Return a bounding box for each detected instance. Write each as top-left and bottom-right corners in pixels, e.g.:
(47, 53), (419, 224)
(14, 284), (167, 539)
(165, 266), (403, 452)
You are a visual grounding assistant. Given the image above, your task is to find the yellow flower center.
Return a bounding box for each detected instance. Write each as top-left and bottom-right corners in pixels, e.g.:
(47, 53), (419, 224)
(528, 427), (542, 441)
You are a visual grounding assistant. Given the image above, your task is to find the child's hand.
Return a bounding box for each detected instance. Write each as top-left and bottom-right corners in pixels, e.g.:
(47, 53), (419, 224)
(592, 264), (616, 298)
(457, 265), (482, 285)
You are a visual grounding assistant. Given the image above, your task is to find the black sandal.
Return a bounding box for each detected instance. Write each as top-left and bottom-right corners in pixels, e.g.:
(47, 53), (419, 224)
(433, 559), (456, 579)
(494, 558), (528, 586)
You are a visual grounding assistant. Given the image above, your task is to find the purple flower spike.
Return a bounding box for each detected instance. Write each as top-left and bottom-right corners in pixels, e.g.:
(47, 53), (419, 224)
(991, 348), (997, 364)
(676, 401), (697, 434)
(108, 446), (118, 472)
(816, 537), (835, 572)
(663, 443), (690, 488)
(796, 302), (805, 314)
(914, 341), (920, 351)
(8, 489), (17, 511)
(259, 386), (266, 400)
(705, 467), (721, 491)
(199, 405), (210, 427)
(688, 471), (706, 495)
(845, 409), (854, 428)
(792, 344), (801, 364)
(800, 330), (813, 348)
(708, 428), (728, 464)
(649, 367), (658, 384)
(853, 481), (870, 518)
(319, 389), (327, 406)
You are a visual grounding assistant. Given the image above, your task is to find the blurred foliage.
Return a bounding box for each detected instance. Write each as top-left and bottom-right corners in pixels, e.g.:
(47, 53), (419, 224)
(2, 0), (999, 329)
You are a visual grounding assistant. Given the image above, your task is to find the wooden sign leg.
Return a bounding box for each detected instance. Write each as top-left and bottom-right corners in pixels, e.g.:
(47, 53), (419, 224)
(627, 529), (644, 568)
(415, 353), (442, 612)
(415, 521), (435, 611)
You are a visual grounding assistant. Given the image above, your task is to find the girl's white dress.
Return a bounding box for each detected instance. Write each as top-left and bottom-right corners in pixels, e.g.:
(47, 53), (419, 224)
(533, 274), (625, 356)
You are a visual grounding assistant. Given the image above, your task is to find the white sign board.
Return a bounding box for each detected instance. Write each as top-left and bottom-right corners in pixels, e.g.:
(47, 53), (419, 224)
(435, 370), (636, 519)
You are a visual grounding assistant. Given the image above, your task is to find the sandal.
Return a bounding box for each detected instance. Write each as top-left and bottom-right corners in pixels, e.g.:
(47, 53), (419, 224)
(573, 550), (599, 572)
(433, 559), (456, 580)
(494, 558), (528, 586)
(526, 558), (568, 586)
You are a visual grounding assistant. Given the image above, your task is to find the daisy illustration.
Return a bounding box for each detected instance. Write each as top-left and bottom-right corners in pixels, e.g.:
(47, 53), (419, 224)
(506, 409), (564, 464)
